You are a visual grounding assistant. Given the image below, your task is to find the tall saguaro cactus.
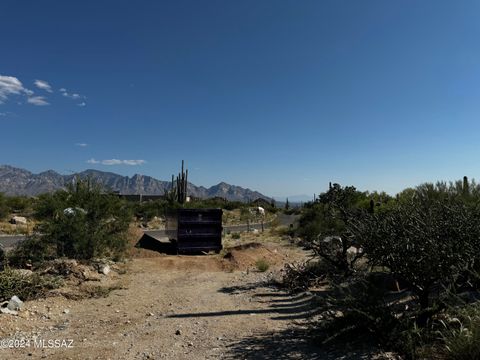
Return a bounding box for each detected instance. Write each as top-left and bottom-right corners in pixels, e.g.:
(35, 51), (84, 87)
(166, 160), (189, 204)
(176, 160), (188, 204)
(463, 175), (469, 196)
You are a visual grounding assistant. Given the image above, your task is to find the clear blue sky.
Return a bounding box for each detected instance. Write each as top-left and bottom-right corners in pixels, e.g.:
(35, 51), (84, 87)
(1, 0), (479, 198)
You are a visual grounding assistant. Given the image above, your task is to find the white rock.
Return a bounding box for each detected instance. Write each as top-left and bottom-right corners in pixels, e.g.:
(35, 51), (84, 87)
(1, 308), (18, 315)
(7, 296), (24, 311)
(100, 265), (110, 275)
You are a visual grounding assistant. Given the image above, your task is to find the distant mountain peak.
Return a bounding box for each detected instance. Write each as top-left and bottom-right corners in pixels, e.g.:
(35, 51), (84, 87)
(0, 165), (271, 202)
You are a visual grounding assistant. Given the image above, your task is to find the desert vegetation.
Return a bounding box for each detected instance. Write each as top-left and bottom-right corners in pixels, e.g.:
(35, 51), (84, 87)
(4, 174), (480, 358)
(9, 179), (132, 267)
(286, 177), (480, 358)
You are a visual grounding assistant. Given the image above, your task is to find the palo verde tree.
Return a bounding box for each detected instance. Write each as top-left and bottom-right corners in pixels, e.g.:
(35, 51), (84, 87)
(12, 178), (132, 265)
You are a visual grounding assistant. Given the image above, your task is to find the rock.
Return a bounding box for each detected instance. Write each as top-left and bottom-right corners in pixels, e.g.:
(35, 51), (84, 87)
(63, 309), (70, 314)
(63, 207), (87, 216)
(7, 296), (24, 311)
(98, 264), (110, 275)
(1, 308), (18, 315)
(82, 269), (101, 281)
(175, 329), (182, 335)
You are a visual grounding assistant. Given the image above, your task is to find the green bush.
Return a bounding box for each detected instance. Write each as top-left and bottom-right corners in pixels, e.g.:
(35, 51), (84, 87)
(0, 193), (8, 220)
(0, 267), (62, 302)
(436, 304), (480, 360)
(353, 183), (480, 325)
(5, 195), (34, 214)
(132, 199), (169, 222)
(256, 259), (270, 272)
(231, 232), (241, 240)
(0, 246), (4, 270)
(11, 178), (132, 265)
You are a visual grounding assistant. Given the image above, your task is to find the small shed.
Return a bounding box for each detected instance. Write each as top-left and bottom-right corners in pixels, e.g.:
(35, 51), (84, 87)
(165, 208), (223, 254)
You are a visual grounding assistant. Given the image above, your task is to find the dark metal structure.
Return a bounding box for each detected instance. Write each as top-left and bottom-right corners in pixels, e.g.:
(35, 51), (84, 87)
(165, 208), (223, 253)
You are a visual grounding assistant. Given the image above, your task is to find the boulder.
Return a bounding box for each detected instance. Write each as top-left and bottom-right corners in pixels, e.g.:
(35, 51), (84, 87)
(7, 296), (24, 311)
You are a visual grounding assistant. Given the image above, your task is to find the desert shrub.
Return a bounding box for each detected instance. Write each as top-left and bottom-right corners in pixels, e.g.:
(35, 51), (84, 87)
(439, 304), (480, 360)
(231, 232), (241, 240)
(317, 276), (400, 345)
(0, 267), (62, 301)
(0, 193), (8, 220)
(132, 199), (169, 222)
(240, 207), (252, 222)
(282, 260), (332, 292)
(11, 178), (132, 265)
(0, 246), (4, 271)
(33, 192), (62, 220)
(255, 259), (270, 272)
(297, 184), (368, 276)
(393, 302), (480, 359)
(352, 183), (480, 326)
(5, 195), (34, 214)
(294, 178), (480, 358)
(314, 273), (438, 358)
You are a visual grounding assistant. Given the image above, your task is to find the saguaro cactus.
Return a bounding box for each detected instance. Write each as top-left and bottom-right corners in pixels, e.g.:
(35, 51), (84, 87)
(463, 175), (469, 196)
(166, 160), (189, 204)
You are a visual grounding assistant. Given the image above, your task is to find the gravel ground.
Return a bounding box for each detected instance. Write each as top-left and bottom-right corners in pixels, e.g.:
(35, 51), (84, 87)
(0, 240), (397, 360)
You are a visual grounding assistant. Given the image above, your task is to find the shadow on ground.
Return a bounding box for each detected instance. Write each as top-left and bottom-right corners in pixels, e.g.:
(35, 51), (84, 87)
(224, 327), (324, 359)
(224, 327), (385, 360)
(167, 289), (328, 321)
(135, 234), (177, 254)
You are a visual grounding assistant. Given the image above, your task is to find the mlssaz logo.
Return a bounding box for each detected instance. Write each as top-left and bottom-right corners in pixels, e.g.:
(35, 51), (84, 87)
(34, 339), (74, 349)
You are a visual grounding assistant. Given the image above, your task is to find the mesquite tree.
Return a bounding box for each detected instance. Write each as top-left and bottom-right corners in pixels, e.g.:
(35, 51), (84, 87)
(298, 183), (367, 276)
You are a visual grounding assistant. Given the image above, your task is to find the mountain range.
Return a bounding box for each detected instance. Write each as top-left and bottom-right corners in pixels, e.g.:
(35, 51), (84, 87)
(0, 165), (271, 202)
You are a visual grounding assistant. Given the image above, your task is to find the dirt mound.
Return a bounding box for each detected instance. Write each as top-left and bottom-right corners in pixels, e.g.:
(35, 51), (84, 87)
(130, 242), (289, 273)
(130, 247), (166, 258)
(222, 242), (287, 271)
(228, 242), (263, 251)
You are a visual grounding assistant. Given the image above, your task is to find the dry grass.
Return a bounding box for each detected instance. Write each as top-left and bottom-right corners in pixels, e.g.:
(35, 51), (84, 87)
(222, 209), (276, 226)
(0, 221), (36, 235)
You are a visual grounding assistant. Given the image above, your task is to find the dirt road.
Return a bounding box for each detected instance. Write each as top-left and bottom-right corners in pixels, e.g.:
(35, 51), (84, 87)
(0, 240), (330, 360)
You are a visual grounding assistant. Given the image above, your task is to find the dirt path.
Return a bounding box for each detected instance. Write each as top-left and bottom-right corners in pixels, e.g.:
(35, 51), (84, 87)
(0, 241), (329, 360)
